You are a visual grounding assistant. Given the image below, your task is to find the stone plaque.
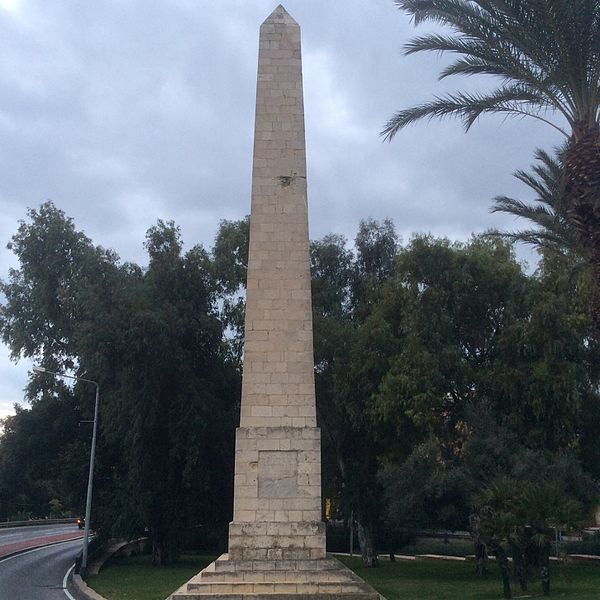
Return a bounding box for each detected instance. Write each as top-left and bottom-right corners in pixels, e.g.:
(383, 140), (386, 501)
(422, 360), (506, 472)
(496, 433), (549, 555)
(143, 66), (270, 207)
(258, 450), (298, 498)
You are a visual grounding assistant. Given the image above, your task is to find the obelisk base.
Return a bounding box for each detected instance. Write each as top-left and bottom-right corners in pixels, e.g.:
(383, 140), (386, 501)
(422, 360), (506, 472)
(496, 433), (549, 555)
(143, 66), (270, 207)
(167, 553), (381, 600)
(168, 421), (381, 599)
(228, 521), (326, 562)
(229, 425), (324, 558)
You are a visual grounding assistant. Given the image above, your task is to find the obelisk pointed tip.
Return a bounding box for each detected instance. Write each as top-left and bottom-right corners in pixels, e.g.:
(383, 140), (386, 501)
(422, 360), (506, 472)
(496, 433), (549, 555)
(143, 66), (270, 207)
(262, 4), (298, 27)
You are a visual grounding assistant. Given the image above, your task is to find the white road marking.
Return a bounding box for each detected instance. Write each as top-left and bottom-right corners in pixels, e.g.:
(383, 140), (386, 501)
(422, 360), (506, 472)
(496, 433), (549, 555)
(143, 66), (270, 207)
(0, 538), (81, 564)
(63, 563), (76, 600)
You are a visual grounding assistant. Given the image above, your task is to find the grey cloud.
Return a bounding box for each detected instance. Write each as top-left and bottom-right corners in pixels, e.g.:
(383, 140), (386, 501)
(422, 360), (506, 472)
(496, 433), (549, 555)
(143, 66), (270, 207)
(0, 1), (566, 416)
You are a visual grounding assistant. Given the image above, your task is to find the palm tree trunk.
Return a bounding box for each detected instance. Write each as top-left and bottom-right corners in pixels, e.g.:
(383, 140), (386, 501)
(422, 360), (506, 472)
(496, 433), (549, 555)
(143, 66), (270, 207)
(511, 542), (528, 592)
(591, 250), (600, 338)
(540, 544), (551, 596)
(490, 541), (512, 599)
(474, 542), (488, 577)
(565, 123), (600, 335)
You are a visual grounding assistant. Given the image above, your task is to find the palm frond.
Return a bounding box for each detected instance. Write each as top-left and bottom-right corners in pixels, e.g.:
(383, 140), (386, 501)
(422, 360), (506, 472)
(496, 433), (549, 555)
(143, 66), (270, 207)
(382, 85), (548, 140)
(490, 146), (587, 259)
(387, 0), (600, 136)
(492, 197), (556, 223)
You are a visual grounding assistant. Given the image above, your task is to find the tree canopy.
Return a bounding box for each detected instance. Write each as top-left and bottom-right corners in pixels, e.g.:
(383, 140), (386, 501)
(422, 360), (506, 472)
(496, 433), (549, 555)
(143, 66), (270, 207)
(0, 203), (240, 564)
(0, 206), (598, 591)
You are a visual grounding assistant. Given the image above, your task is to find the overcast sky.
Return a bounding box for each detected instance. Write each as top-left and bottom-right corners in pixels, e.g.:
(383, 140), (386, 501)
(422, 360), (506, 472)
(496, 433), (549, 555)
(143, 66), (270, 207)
(0, 0), (564, 419)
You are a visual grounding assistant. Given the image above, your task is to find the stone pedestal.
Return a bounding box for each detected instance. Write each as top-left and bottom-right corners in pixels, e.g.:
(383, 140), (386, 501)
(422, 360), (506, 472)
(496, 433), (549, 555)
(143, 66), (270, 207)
(228, 427), (325, 562)
(169, 6), (380, 600)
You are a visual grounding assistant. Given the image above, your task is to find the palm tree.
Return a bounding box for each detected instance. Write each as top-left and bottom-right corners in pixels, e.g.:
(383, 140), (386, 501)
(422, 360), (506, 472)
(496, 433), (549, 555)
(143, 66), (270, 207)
(491, 148), (586, 259)
(383, 0), (600, 328)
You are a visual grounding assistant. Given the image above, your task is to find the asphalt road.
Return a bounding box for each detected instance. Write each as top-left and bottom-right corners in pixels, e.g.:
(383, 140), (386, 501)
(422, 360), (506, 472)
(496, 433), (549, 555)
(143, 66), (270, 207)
(0, 523), (79, 547)
(0, 538), (81, 600)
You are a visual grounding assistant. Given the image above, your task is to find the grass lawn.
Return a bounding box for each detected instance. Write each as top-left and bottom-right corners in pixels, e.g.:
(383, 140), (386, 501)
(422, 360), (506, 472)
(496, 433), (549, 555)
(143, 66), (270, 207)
(339, 556), (600, 599)
(85, 554), (216, 600)
(86, 553), (600, 600)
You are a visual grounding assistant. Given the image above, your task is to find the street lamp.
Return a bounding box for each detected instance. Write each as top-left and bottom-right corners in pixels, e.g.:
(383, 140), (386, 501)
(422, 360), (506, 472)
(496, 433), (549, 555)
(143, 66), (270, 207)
(33, 366), (99, 572)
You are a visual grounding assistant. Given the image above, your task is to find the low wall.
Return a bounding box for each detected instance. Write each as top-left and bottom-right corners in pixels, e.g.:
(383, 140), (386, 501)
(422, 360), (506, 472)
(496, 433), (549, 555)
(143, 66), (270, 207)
(0, 518), (77, 528)
(86, 538), (147, 575)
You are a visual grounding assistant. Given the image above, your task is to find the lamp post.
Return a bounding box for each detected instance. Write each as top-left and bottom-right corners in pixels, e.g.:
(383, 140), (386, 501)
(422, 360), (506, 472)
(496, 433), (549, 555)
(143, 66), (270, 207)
(33, 366), (99, 572)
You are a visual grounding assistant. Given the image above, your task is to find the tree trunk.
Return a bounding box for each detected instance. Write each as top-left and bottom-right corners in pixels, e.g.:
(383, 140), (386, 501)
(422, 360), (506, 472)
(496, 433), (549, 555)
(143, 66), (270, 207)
(590, 248), (600, 339)
(152, 537), (165, 566)
(510, 542), (528, 592)
(540, 546), (550, 596)
(474, 542), (488, 577)
(490, 542), (512, 599)
(151, 527), (177, 566)
(356, 518), (378, 567)
(565, 122), (600, 336)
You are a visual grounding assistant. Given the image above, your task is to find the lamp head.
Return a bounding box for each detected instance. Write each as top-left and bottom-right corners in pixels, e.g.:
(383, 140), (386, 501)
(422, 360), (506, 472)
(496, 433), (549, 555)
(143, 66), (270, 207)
(33, 366), (47, 373)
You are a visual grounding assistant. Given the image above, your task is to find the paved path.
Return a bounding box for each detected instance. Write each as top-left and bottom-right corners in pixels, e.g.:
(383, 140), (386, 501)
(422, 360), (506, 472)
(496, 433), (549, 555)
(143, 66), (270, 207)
(0, 523), (83, 559)
(0, 538), (81, 599)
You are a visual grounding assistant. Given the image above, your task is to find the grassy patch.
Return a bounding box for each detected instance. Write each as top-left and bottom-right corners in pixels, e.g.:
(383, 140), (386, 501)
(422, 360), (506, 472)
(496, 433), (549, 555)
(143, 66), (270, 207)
(339, 556), (600, 599)
(86, 553), (600, 600)
(85, 554), (215, 600)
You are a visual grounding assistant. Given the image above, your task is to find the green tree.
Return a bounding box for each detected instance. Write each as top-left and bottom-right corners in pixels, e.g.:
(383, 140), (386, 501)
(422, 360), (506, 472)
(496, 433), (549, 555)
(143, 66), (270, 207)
(383, 0), (600, 328)
(474, 475), (586, 598)
(313, 228), (597, 567)
(211, 217), (250, 364)
(0, 204), (240, 564)
(379, 437), (472, 533)
(367, 234), (597, 570)
(0, 393), (88, 519)
(0, 202), (119, 374)
(94, 221), (238, 564)
(374, 235), (591, 451)
(311, 221), (400, 567)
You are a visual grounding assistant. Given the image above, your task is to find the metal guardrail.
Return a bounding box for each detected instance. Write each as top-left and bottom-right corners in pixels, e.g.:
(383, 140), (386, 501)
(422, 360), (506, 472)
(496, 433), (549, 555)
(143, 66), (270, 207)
(0, 518), (77, 528)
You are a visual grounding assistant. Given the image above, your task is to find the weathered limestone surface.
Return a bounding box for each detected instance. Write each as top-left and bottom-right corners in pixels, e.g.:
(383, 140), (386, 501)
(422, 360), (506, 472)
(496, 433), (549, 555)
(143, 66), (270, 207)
(169, 5), (380, 600)
(241, 2), (314, 432)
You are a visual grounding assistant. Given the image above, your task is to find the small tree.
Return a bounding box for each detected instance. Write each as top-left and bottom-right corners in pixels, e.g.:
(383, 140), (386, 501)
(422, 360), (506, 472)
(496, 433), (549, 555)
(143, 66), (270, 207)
(473, 478), (584, 597)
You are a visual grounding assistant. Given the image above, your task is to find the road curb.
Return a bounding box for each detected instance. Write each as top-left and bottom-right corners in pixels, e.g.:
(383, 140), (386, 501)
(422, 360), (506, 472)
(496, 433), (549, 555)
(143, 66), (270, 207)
(71, 574), (109, 600)
(68, 537), (146, 600)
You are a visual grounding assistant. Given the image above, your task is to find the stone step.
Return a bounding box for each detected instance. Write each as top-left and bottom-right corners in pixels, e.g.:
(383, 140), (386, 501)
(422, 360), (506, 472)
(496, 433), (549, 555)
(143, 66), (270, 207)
(213, 557), (342, 573)
(187, 582), (369, 594)
(168, 556), (381, 600)
(199, 570), (353, 583)
(171, 594), (379, 600)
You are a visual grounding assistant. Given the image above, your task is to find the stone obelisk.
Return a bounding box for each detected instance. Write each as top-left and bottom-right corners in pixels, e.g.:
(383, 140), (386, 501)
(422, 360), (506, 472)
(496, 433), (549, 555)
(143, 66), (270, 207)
(169, 6), (379, 599)
(229, 1), (322, 560)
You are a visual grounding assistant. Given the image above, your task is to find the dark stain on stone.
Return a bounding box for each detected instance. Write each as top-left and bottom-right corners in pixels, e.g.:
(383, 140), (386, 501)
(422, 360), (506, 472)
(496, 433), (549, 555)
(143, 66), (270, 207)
(277, 173), (305, 187)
